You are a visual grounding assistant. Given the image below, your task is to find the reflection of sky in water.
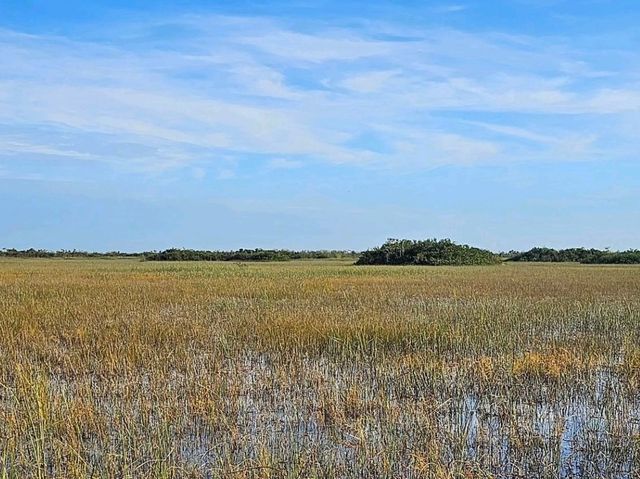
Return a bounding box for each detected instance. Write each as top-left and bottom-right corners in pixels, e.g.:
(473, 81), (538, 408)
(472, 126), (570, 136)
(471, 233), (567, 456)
(58, 353), (639, 477)
(432, 370), (640, 478)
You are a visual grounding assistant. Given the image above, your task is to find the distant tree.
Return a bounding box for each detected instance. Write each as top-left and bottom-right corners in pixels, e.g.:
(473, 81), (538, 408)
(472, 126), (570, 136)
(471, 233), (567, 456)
(507, 247), (640, 264)
(355, 239), (501, 266)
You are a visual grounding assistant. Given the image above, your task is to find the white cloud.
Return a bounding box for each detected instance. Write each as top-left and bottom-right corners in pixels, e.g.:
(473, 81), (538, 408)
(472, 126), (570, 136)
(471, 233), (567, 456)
(0, 139), (97, 160)
(340, 70), (400, 93)
(0, 14), (639, 177)
(467, 122), (558, 144)
(267, 158), (304, 169)
(237, 30), (392, 63)
(432, 5), (468, 13)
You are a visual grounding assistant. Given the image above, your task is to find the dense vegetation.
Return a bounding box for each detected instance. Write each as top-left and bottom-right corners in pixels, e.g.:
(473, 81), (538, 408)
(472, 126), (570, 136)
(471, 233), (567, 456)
(356, 238), (501, 265)
(508, 247), (640, 264)
(581, 250), (640, 264)
(0, 248), (142, 258)
(0, 248), (356, 262)
(3, 244), (639, 264)
(144, 248), (357, 261)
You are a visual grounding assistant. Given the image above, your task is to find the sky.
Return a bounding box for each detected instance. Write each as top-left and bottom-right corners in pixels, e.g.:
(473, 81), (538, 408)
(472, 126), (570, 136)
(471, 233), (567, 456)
(1, 0), (639, 252)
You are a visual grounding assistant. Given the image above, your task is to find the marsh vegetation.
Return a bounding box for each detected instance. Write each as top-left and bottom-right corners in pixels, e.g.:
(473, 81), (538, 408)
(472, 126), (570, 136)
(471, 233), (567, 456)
(0, 259), (639, 478)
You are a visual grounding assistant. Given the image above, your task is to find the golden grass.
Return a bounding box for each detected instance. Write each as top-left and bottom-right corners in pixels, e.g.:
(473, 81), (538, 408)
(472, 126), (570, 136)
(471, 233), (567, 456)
(0, 258), (639, 478)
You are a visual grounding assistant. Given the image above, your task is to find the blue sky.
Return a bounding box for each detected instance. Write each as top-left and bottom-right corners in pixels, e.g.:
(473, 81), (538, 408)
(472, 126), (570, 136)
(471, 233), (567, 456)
(1, 0), (639, 251)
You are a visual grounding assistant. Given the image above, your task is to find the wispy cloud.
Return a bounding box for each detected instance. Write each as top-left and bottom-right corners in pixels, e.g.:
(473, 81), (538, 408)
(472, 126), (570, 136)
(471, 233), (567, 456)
(1, 13), (638, 179)
(432, 4), (468, 13)
(267, 158), (304, 169)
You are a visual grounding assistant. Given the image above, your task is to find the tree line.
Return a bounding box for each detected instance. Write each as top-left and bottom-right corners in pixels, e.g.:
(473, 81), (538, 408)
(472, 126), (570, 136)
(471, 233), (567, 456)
(2, 243), (640, 264)
(0, 248), (357, 262)
(506, 247), (640, 264)
(0, 248), (142, 258)
(144, 248), (358, 262)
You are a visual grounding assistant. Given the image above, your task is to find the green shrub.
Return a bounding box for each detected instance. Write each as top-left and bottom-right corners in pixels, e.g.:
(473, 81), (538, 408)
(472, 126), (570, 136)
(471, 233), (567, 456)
(355, 239), (501, 266)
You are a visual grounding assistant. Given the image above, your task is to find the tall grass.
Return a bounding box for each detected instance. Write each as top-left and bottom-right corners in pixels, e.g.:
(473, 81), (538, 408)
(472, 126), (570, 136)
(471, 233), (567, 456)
(0, 259), (638, 477)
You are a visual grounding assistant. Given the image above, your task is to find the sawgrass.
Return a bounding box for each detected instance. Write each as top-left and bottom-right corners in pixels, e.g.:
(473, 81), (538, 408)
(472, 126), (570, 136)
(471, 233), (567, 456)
(0, 259), (639, 478)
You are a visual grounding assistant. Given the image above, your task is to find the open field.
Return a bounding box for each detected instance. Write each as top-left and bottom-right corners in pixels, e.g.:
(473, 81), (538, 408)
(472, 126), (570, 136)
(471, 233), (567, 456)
(0, 259), (639, 478)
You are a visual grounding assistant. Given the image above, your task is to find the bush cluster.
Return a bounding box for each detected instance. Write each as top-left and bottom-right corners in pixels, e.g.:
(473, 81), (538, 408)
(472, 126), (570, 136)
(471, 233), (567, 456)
(355, 238), (501, 266)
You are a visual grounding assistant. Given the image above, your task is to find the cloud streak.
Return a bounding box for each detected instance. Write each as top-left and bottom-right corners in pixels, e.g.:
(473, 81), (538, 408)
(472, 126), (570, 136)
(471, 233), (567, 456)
(1, 13), (639, 178)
